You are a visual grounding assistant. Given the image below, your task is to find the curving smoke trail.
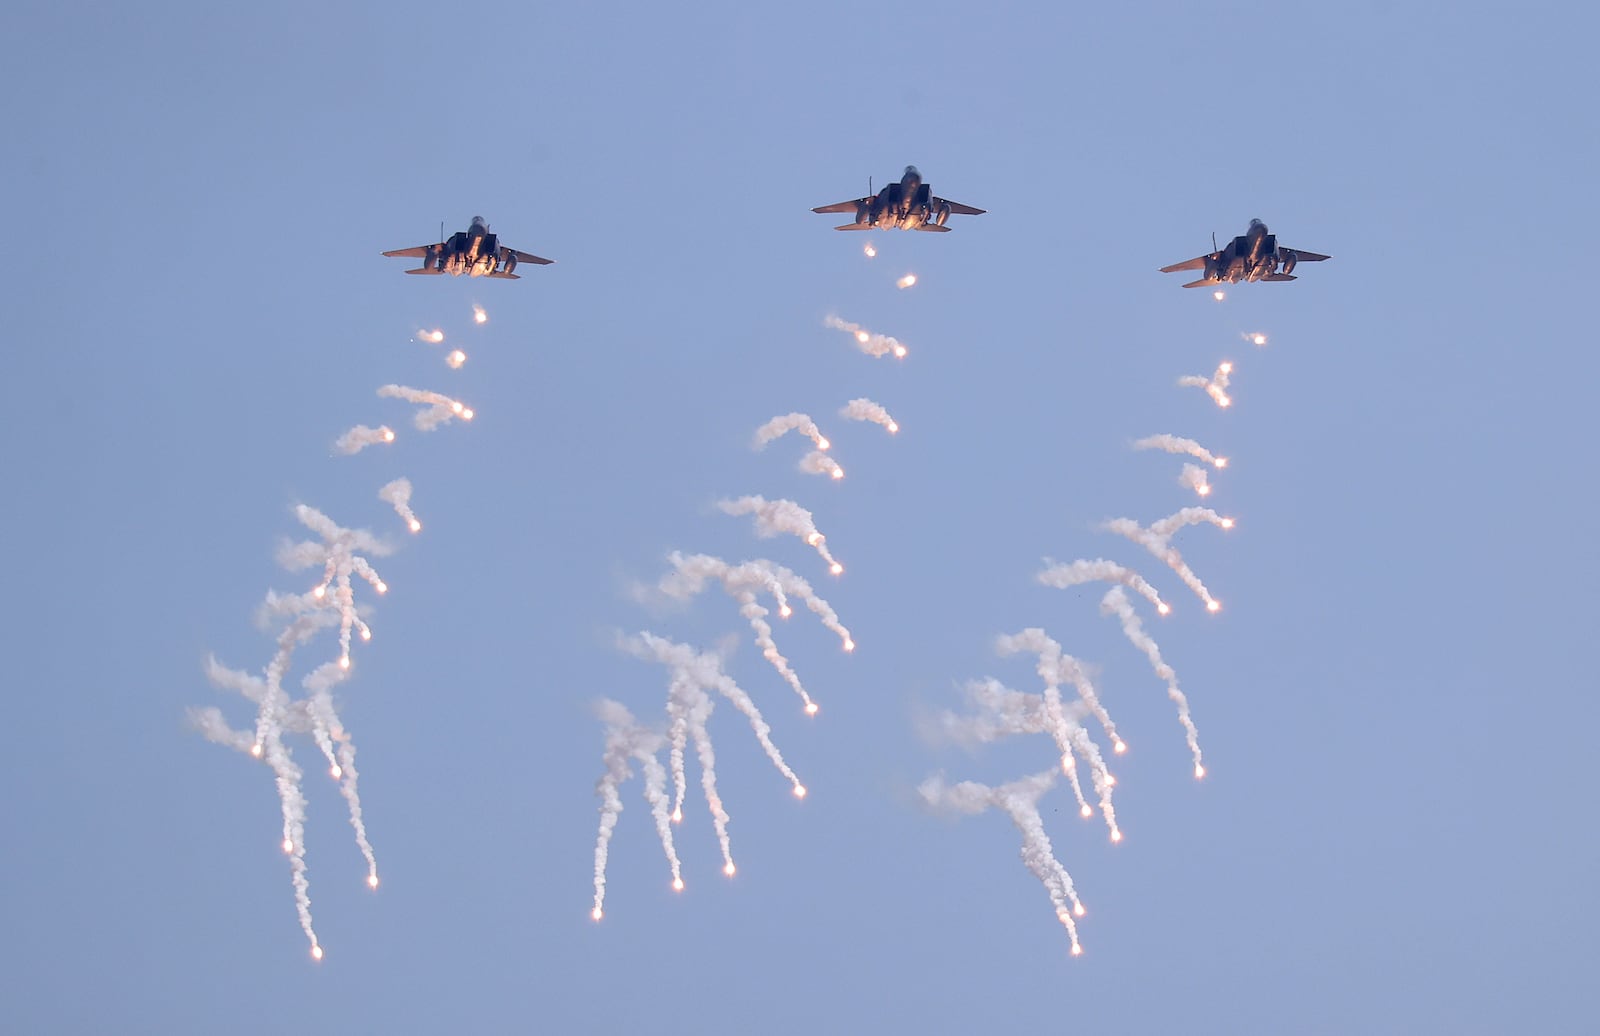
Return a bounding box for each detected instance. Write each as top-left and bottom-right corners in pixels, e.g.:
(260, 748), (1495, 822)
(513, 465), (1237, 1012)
(838, 398), (899, 434)
(277, 505), (392, 668)
(192, 595), (381, 961)
(333, 424), (395, 455)
(1100, 587), (1204, 777)
(1179, 462), (1213, 498)
(799, 451), (845, 480)
(1132, 433), (1228, 470)
(1037, 557), (1169, 615)
(716, 495), (843, 574)
(934, 674), (1121, 841)
(919, 771), (1087, 955)
(650, 552), (855, 714)
(591, 698), (680, 920)
(621, 632), (806, 801)
(824, 314), (908, 359)
(753, 413), (831, 452)
(1102, 508), (1233, 613)
(995, 628), (1124, 758)
(1178, 360), (1233, 408)
(378, 478), (422, 533)
(377, 384), (475, 431)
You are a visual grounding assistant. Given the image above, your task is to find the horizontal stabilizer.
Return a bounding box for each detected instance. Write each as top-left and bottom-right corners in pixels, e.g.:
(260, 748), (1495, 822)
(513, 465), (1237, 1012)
(404, 268), (445, 275)
(487, 271), (522, 280)
(384, 245), (433, 259)
(833, 223), (873, 231)
(1261, 273), (1297, 282)
(1182, 277), (1219, 289)
(510, 249), (555, 266)
(912, 223), (953, 232)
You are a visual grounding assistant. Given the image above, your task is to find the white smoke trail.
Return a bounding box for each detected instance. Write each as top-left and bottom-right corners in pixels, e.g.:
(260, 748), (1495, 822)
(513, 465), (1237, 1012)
(1102, 509), (1232, 613)
(753, 413), (830, 452)
(1132, 433), (1228, 470)
(1178, 360), (1233, 408)
(198, 624), (325, 959)
(716, 495), (842, 574)
(995, 628), (1123, 756)
(333, 424), (395, 455)
(838, 398), (899, 435)
(1100, 587), (1204, 777)
(277, 505), (392, 668)
(823, 314), (908, 359)
(591, 699), (681, 920)
(1036, 557), (1169, 615)
(652, 553), (855, 714)
(1148, 506), (1235, 541)
(377, 384), (475, 431)
(300, 660), (379, 890)
(934, 675), (1120, 841)
(799, 451), (845, 480)
(919, 771), (1086, 955)
(622, 632), (806, 798)
(378, 478), (422, 533)
(1179, 463), (1213, 498)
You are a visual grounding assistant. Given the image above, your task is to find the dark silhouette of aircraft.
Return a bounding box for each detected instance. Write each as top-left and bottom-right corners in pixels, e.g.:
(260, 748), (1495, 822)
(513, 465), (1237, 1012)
(1160, 220), (1329, 287)
(383, 217), (554, 278)
(812, 166), (985, 232)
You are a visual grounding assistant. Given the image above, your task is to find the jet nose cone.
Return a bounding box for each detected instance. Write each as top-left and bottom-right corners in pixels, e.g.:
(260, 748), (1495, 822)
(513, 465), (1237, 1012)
(471, 216), (487, 227)
(1249, 218), (1265, 230)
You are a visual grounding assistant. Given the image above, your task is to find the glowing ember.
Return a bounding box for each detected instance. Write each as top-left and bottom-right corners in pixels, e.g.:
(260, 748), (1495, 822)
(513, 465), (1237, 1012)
(896, 273), (917, 289)
(472, 305), (487, 324)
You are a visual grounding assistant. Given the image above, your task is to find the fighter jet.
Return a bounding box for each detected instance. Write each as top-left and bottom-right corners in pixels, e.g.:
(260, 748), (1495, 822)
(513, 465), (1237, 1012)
(382, 217), (554, 278)
(812, 166), (985, 232)
(1160, 220), (1329, 287)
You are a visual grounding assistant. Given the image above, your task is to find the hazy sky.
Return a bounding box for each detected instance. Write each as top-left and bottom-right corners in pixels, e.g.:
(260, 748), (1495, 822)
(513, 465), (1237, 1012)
(5, 2), (1597, 1033)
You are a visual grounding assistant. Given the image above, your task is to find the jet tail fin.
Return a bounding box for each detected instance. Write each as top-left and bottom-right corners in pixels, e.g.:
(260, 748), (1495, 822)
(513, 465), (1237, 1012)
(1181, 278), (1218, 289)
(1261, 273), (1298, 282)
(833, 223), (873, 231)
(404, 268), (445, 275)
(912, 223), (953, 233)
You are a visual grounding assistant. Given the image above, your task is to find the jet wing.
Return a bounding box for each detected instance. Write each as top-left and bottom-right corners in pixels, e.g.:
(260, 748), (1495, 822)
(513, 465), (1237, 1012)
(812, 197), (871, 214)
(383, 245), (437, 259)
(1282, 248), (1331, 262)
(1160, 255), (1211, 273)
(934, 197), (985, 216)
(508, 248), (555, 266)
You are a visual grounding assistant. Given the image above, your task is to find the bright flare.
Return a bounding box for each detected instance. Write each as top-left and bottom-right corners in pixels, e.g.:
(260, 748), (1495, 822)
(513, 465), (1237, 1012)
(1207, 600), (1221, 612)
(1079, 804), (1092, 818)
(311, 945), (324, 961)
(421, 329), (444, 344)
(673, 877), (685, 891)
(1194, 764), (1206, 779)
(897, 273), (917, 289)
(446, 350), (467, 369)
(792, 785), (807, 798)
(1213, 290), (1226, 301)
(472, 305), (488, 324)
(367, 874), (380, 888)
(1250, 333), (1268, 346)
(804, 702), (818, 716)
(724, 862), (736, 876)
(843, 639), (855, 652)
(329, 765), (342, 779)
(864, 243), (876, 258)
(592, 907), (603, 921)
(830, 563), (843, 575)
(1214, 457), (1229, 469)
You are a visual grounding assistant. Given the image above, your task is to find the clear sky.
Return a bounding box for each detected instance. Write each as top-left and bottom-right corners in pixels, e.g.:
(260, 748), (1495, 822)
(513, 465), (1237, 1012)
(4, 2), (1597, 1033)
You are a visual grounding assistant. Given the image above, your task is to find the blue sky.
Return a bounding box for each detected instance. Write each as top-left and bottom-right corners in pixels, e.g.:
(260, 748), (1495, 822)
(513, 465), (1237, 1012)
(4, 2), (1597, 1032)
